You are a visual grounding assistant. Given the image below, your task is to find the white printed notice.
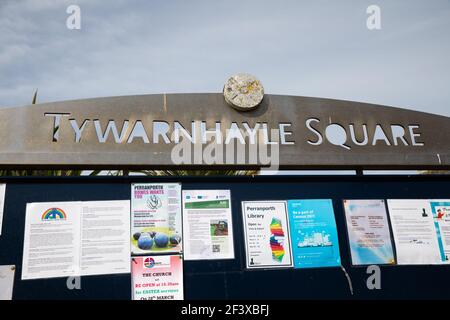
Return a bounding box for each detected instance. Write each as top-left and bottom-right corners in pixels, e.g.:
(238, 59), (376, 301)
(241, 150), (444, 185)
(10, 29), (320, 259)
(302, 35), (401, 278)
(387, 199), (441, 265)
(131, 183), (182, 255)
(0, 184), (5, 236)
(0, 265), (15, 300)
(182, 190), (234, 260)
(22, 200), (130, 280)
(242, 201), (293, 269)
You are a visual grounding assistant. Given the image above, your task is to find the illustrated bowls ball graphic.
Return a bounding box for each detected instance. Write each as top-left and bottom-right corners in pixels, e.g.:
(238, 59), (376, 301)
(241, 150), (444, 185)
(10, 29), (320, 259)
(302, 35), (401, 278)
(137, 234), (154, 250)
(170, 234), (182, 246)
(154, 233), (169, 248)
(133, 232), (141, 240)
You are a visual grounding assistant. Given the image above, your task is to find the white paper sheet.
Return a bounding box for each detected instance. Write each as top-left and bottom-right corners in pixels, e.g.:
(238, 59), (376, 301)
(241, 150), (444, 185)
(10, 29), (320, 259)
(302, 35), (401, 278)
(22, 200), (130, 280)
(0, 265), (15, 300)
(0, 184), (6, 236)
(387, 199), (442, 265)
(182, 190), (234, 260)
(22, 202), (81, 279)
(79, 201), (131, 276)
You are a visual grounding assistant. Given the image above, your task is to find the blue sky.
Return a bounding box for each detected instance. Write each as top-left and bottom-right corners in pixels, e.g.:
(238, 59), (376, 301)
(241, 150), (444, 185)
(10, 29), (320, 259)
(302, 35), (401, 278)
(1, 0), (449, 116)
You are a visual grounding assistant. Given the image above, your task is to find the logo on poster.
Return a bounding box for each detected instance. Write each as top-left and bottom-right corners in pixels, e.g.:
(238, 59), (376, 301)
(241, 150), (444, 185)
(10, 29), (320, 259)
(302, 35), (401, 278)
(41, 208), (67, 220)
(146, 195), (162, 209)
(144, 257), (155, 268)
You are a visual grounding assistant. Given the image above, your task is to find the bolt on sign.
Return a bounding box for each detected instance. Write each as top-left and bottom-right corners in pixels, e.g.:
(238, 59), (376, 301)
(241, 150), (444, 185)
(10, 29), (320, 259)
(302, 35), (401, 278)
(0, 93), (448, 169)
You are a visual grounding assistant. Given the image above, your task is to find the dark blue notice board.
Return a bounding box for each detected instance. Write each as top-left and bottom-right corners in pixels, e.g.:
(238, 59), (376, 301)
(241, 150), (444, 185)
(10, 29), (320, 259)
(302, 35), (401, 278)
(1, 174), (450, 300)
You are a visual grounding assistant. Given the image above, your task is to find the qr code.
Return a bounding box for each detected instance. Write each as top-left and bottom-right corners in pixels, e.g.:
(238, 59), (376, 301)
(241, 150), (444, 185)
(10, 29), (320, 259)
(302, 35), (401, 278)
(212, 245), (221, 253)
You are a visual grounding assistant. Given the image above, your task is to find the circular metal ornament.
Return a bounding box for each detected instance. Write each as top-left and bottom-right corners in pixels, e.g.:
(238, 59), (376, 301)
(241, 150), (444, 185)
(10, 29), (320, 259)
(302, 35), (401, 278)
(223, 73), (264, 111)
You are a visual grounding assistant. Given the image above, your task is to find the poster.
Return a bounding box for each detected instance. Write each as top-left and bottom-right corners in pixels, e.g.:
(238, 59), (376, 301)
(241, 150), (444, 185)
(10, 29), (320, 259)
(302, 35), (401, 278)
(242, 201), (293, 269)
(22, 200), (130, 280)
(343, 200), (395, 265)
(131, 255), (183, 300)
(287, 199), (340, 268)
(0, 265), (15, 300)
(0, 184), (5, 235)
(430, 200), (450, 263)
(182, 190), (234, 260)
(131, 183), (182, 255)
(387, 199), (441, 265)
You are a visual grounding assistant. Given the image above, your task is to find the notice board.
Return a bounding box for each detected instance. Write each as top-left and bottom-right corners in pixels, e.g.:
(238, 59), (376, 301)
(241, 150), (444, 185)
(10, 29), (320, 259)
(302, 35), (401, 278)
(1, 174), (450, 299)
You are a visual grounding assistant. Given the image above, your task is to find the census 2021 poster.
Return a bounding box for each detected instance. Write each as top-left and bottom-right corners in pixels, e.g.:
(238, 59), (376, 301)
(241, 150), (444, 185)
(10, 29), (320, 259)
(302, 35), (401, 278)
(131, 183), (182, 255)
(287, 199), (341, 268)
(131, 255), (183, 300)
(343, 199), (395, 265)
(242, 201), (293, 269)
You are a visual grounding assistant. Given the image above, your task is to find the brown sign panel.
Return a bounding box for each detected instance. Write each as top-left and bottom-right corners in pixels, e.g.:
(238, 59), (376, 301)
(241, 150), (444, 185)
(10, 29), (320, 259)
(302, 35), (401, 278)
(0, 93), (448, 169)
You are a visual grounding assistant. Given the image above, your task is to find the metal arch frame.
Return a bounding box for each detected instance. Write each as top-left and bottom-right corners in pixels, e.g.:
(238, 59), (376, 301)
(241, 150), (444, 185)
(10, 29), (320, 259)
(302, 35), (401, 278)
(0, 93), (448, 171)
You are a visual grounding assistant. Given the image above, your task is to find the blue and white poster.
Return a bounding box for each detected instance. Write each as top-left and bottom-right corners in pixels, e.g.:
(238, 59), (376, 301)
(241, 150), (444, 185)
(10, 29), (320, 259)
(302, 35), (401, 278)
(287, 199), (341, 268)
(430, 200), (450, 264)
(343, 199), (395, 265)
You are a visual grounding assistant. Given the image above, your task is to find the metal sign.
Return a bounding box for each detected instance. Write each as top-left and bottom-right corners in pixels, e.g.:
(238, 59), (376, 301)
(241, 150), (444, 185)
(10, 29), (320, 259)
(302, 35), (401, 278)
(0, 93), (448, 169)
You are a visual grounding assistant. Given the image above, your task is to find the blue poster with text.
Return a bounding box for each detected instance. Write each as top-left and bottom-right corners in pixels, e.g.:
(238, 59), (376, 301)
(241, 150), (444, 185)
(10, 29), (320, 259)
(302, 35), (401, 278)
(287, 199), (341, 268)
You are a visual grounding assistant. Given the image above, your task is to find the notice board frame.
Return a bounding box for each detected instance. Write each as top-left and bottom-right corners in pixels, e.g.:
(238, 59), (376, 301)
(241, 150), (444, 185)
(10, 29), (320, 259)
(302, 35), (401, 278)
(1, 174), (450, 300)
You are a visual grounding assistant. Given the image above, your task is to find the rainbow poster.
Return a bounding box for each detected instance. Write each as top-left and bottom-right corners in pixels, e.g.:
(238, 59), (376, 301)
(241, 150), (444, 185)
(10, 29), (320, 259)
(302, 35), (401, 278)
(242, 201), (293, 269)
(22, 200), (131, 280)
